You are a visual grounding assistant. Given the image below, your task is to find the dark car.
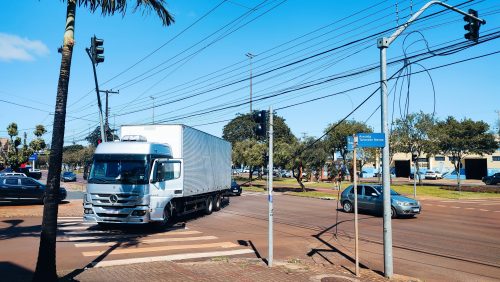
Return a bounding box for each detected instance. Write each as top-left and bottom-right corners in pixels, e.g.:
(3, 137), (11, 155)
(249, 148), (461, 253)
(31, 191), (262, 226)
(482, 173), (500, 185)
(61, 171), (77, 182)
(18, 167), (42, 180)
(0, 176), (67, 203)
(227, 180), (242, 196)
(340, 184), (420, 218)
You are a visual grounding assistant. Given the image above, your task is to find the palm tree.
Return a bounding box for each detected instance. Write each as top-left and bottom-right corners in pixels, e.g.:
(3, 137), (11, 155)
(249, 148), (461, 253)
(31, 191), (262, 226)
(33, 1), (173, 280)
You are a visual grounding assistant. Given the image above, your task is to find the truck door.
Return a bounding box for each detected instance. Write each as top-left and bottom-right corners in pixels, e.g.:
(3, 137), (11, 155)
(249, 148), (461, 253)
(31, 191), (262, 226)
(149, 159), (183, 221)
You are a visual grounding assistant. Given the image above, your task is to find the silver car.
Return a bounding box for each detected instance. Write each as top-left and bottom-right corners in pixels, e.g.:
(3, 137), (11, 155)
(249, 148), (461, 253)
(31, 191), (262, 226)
(340, 184), (421, 218)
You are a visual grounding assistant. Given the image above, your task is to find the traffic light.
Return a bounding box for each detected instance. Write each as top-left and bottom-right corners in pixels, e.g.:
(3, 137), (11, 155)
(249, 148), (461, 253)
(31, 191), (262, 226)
(96, 138), (102, 147)
(464, 9), (480, 42)
(253, 110), (267, 138)
(412, 151), (418, 162)
(91, 35), (105, 64)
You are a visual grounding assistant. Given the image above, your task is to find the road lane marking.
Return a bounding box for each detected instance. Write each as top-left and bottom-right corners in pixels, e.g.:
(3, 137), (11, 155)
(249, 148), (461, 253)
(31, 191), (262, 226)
(59, 226), (92, 231)
(92, 249), (255, 268)
(479, 209), (490, 212)
(451, 206), (460, 209)
(74, 236), (218, 247)
(82, 241), (239, 256)
(437, 205), (446, 207)
(65, 230), (201, 241)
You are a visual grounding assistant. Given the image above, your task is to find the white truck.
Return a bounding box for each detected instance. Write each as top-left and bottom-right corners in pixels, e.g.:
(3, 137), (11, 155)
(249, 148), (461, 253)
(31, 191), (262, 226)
(83, 124), (232, 226)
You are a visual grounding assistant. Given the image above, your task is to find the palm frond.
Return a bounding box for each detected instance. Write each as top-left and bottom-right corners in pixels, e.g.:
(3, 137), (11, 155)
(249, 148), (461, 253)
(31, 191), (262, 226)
(72, 0), (174, 26)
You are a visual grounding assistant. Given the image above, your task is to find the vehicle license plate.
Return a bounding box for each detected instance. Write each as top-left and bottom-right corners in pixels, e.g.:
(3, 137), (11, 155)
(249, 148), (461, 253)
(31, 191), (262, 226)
(412, 208), (420, 212)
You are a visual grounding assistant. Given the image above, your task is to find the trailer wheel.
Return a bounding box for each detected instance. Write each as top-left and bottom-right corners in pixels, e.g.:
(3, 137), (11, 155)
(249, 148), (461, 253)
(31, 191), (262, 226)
(214, 194), (221, 211)
(205, 196), (213, 215)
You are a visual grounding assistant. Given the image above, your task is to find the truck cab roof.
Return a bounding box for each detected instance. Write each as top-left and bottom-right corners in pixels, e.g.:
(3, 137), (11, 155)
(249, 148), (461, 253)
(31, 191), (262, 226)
(95, 142), (172, 157)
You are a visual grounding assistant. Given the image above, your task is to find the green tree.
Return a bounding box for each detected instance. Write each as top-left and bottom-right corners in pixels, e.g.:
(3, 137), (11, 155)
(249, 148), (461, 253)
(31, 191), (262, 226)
(5, 123), (32, 170)
(431, 117), (498, 190)
(85, 125), (118, 146)
(30, 125), (47, 157)
(34, 1), (174, 280)
(324, 120), (372, 181)
(233, 139), (266, 180)
(392, 112), (436, 184)
(222, 112), (296, 145)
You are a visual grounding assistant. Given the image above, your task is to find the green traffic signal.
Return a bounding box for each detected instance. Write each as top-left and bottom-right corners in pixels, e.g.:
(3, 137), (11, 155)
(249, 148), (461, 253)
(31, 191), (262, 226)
(91, 36), (105, 64)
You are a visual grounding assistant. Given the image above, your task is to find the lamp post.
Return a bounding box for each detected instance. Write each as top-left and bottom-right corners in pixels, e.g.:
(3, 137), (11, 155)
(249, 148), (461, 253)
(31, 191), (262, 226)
(246, 53), (255, 113)
(377, 1), (485, 278)
(150, 96), (156, 124)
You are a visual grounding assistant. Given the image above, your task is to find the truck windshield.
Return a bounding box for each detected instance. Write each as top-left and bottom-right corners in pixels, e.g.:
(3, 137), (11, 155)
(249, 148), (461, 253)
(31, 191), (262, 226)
(88, 154), (149, 185)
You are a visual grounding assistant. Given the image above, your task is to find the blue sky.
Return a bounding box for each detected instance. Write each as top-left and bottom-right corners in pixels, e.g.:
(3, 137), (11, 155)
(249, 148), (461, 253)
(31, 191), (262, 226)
(1, 0), (499, 146)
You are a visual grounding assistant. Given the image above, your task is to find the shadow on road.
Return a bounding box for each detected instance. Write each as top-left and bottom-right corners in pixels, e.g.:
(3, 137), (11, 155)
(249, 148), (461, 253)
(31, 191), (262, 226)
(0, 261), (33, 281)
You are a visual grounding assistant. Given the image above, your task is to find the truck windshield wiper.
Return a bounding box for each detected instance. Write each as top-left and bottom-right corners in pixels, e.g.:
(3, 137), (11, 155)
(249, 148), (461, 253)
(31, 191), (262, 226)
(88, 178), (115, 184)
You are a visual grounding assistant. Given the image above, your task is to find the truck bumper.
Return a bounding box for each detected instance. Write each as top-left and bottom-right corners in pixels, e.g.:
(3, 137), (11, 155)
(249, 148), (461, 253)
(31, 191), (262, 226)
(83, 204), (150, 224)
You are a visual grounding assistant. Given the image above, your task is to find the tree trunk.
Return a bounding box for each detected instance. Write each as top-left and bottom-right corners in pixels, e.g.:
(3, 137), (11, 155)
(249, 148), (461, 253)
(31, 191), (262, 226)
(294, 164), (306, 192)
(33, 2), (75, 281)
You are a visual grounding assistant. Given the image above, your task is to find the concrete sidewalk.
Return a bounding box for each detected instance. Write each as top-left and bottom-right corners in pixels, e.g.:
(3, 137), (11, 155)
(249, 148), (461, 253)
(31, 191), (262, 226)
(58, 258), (418, 282)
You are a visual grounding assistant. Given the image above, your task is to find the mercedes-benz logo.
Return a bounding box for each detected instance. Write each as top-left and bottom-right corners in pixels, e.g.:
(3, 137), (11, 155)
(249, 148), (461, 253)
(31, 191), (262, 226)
(109, 194), (119, 204)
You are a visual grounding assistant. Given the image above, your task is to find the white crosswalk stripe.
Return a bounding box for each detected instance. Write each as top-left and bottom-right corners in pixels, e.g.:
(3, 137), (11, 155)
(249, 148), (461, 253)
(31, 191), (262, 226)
(57, 218), (254, 267)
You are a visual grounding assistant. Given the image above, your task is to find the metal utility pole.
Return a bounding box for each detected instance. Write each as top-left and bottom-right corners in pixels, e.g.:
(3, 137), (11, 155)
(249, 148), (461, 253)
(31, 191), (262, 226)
(246, 53), (255, 113)
(150, 96), (156, 124)
(99, 89), (119, 133)
(268, 106), (274, 267)
(352, 134), (360, 277)
(377, 1), (485, 278)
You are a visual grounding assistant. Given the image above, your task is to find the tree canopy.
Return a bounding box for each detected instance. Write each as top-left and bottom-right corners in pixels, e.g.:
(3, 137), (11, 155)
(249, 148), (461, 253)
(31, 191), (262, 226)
(222, 112), (296, 145)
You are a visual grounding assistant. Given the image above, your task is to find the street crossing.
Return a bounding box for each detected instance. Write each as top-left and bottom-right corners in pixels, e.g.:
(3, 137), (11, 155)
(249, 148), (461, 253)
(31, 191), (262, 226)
(57, 217), (254, 268)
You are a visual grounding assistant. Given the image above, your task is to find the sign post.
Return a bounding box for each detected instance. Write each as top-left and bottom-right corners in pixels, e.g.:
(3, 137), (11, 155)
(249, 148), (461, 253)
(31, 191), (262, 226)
(352, 134), (359, 277)
(346, 132), (385, 277)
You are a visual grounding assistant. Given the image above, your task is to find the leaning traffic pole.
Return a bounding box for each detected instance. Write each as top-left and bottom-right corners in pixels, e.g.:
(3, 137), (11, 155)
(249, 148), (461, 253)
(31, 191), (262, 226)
(268, 106), (274, 267)
(377, 1), (486, 278)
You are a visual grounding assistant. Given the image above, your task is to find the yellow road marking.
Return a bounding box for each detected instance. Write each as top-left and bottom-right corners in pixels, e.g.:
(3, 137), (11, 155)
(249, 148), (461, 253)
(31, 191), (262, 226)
(82, 241), (239, 256)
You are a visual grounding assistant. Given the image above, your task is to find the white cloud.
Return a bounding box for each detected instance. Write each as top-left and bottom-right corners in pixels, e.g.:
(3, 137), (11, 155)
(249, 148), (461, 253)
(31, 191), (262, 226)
(0, 33), (50, 62)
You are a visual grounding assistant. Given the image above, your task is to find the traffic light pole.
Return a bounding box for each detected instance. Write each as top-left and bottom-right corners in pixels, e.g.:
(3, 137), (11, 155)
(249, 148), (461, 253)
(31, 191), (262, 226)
(268, 106), (274, 267)
(86, 48), (106, 143)
(378, 1), (486, 278)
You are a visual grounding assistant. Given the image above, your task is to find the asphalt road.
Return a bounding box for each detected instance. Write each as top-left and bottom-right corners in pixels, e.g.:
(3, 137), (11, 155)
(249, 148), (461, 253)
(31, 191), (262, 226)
(215, 192), (500, 281)
(0, 192), (498, 281)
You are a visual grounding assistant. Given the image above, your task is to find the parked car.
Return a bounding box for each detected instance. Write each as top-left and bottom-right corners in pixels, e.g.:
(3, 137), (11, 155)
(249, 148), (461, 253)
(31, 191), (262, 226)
(340, 184), (421, 218)
(0, 176), (67, 203)
(0, 172), (27, 177)
(61, 171), (77, 182)
(425, 170), (442, 180)
(482, 173), (500, 185)
(410, 171), (425, 180)
(18, 167), (42, 180)
(226, 179), (242, 196)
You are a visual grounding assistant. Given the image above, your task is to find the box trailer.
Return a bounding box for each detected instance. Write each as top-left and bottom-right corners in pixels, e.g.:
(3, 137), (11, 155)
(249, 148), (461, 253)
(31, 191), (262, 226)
(83, 124), (232, 226)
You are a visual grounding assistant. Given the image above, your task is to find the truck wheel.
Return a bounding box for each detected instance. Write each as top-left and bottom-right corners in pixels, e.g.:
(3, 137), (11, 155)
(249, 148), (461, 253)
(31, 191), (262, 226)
(213, 194), (221, 211)
(156, 204), (174, 228)
(205, 196), (213, 215)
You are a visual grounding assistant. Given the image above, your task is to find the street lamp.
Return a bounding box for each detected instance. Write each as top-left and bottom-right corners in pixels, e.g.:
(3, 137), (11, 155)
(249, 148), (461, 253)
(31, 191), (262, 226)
(246, 52), (255, 113)
(377, 1), (485, 278)
(150, 96), (156, 124)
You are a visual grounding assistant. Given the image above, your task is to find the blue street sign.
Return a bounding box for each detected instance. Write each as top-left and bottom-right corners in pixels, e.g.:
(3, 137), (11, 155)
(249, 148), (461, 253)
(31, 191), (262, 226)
(346, 136), (354, 151)
(29, 153), (38, 161)
(357, 133), (385, 148)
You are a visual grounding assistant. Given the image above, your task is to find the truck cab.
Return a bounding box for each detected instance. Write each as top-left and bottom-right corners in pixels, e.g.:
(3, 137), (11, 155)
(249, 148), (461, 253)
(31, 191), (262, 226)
(83, 139), (180, 224)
